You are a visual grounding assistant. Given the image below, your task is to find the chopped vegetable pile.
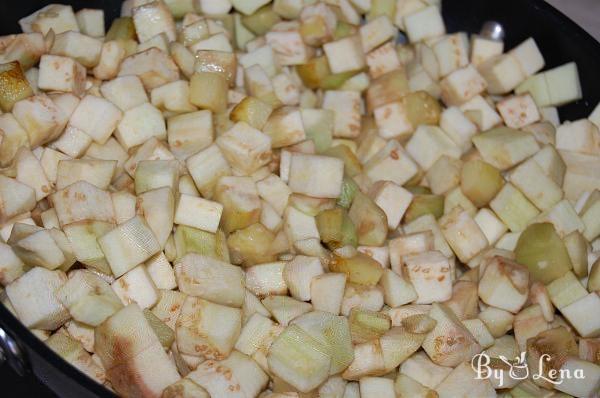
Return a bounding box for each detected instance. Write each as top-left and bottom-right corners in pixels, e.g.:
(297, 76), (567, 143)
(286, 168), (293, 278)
(1, 0), (600, 397)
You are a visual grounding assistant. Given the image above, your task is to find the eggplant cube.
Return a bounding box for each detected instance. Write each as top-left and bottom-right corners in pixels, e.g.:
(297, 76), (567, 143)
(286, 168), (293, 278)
(266, 30), (311, 66)
(190, 71), (229, 113)
(473, 127), (540, 171)
(439, 206), (488, 263)
(132, 0), (176, 42)
(217, 122), (272, 175)
(369, 181), (413, 230)
(426, 155), (462, 195)
(167, 110), (213, 160)
(12, 94), (68, 148)
(93, 41), (127, 81)
(187, 351), (268, 398)
(478, 256), (529, 313)
(150, 80), (196, 113)
(11, 228), (70, 270)
(136, 187), (175, 248)
(151, 290), (186, 332)
(508, 159), (563, 211)
(479, 54), (527, 95)
(532, 144), (567, 186)
(474, 208), (507, 245)
(497, 94), (540, 129)
(38, 55), (86, 96)
(175, 253), (244, 307)
(360, 15), (396, 53)
(360, 377), (395, 398)
(111, 190), (135, 225)
(118, 48), (179, 90)
(434, 362), (495, 398)
(0, 113), (30, 167)
(440, 65), (487, 106)
(145, 252), (176, 290)
(366, 42), (400, 79)
(51, 125), (92, 158)
(561, 293), (600, 338)
(134, 159), (179, 195)
(406, 125), (461, 170)
(50, 31), (103, 68)
(186, 144), (232, 199)
(0, 242), (25, 286)
(433, 33), (469, 77)
(57, 269), (123, 326)
(310, 273), (347, 315)
(380, 268), (418, 307)
(14, 147), (51, 201)
(62, 221), (114, 274)
(98, 216), (161, 277)
(69, 95), (123, 145)
(323, 35), (365, 74)
(364, 140), (418, 186)
(50, 181), (115, 227)
(246, 262), (288, 298)
(404, 251), (452, 304)
(100, 75), (149, 112)
(284, 206), (320, 244)
(6, 267), (69, 330)
(374, 101), (412, 140)
(509, 37), (545, 77)
(174, 194), (223, 234)
(75, 9), (105, 37)
(513, 304), (549, 351)
(111, 265), (159, 309)
(388, 231), (434, 273)
(45, 332), (106, 383)
(322, 90), (362, 138)
(404, 6), (445, 43)
(422, 303), (481, 367)
(176, 296), (242, 359)
(55, 159), (116, 191)
(124, 136), (174, 177)
(0, 61), (34, 112)
(94, 304), (180, 397)
(459, 95), (502, 131)
(115, 103), (166, 150)
(470, 35), (504, 66)
(580, 191), (600, 241)
(556, 119), (600, 155)
(555, 358), (600, 398)
(0, 176), (36, 225)
(489, 183), (540, 232)
(288, 153), (344, 199)
(272, 73), (301, 106)
(263, 107), (306, 148)
(215, 176), (261, 233)
(399, 351), (452, 389)
(256, 174), (292, 216)
(283, 255), (324, 301)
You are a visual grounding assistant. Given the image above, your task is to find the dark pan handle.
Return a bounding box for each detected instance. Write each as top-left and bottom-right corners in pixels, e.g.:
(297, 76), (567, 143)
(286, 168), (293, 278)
(0, 326), (29, 377)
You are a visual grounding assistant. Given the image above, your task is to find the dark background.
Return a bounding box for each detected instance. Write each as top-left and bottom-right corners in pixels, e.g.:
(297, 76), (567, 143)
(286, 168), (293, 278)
(1, 362), (57, 397)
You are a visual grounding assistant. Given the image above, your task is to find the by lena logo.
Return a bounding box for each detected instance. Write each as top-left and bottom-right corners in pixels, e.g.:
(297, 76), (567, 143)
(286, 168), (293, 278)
(471, 352), (586, 387)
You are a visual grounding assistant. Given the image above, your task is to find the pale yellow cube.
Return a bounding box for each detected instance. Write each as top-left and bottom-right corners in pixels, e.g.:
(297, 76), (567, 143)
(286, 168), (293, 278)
(323, 35), (366, 74)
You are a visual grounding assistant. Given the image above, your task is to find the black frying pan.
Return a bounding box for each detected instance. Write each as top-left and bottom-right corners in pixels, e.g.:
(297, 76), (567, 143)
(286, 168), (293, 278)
(0, 0), (599, 397)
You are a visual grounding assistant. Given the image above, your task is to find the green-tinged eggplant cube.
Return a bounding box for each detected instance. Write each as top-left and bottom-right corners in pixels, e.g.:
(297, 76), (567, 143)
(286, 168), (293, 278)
(489, 183), (540, 232)
(514, 222), (572, 284)
(98, 216), (161, 278)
